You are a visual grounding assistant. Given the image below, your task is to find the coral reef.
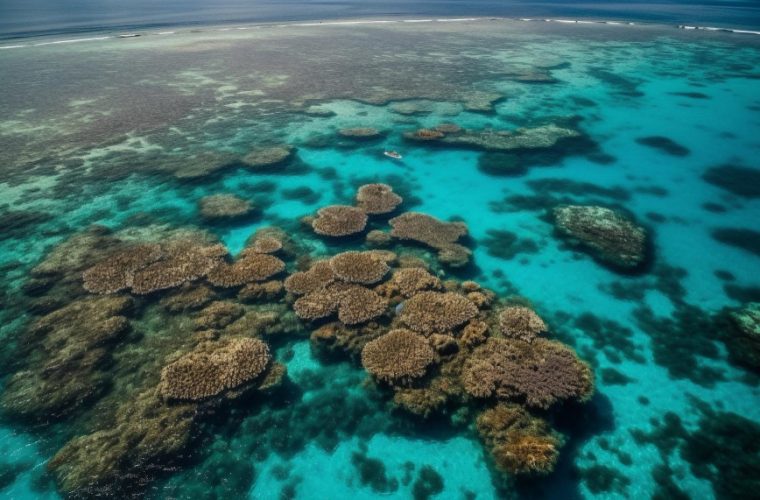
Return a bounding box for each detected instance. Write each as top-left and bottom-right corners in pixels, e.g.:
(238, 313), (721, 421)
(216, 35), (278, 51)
(2, 296), (133, 420)
(242, 145), (294, 169)
(83, 238), (228, 295)
(206, 253), (285, 288)
(498, 306), (547, 342)
(476, 404), (561, 475)
(361, 329), (436, 384)
(398, 291), (478, 335)
(366, 229), (392, 247)
(404, 123), (581, 152)
(355, 183), (403, 214)
(293, 282), (388, 325)
(338, 127), (384, 139)
(198, 194), (253, 221)
(387, 268), (442, 298)
(238, 280), (284, 303)
(389, 212), (471, 267)
(48, 389), (196, 497)
(721, 302), (760, 371)
(169, 151), (237, 180)
(329, 251), (390, 285)
(462, 338), (593, 409)
(159, 337), (272, 401)
(284, 260), (335, 295)
(553, 205), (647, 271)
(311, 205), (368, 237)
(81, 243), (164, 294)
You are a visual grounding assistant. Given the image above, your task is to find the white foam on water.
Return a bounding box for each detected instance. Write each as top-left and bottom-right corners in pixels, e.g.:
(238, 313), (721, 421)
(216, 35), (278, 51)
(32, 36), (111, 46)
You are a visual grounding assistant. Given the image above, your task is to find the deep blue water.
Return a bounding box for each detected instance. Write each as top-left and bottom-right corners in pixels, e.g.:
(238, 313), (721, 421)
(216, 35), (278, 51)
(2, 0), (760, 40)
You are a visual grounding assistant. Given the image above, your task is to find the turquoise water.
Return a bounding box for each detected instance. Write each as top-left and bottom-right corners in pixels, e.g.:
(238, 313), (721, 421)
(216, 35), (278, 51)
(0, 18), (759, 499)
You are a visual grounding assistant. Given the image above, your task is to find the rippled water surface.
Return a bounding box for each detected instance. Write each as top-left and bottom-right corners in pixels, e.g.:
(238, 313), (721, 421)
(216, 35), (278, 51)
(0, 18), (759, 500)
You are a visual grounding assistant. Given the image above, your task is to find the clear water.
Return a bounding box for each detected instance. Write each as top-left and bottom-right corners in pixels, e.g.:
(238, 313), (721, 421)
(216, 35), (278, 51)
(0, 18), (759, 500)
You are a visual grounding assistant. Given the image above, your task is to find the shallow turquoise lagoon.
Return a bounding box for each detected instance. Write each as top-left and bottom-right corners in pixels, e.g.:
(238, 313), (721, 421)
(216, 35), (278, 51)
(0, 18), (758, 500)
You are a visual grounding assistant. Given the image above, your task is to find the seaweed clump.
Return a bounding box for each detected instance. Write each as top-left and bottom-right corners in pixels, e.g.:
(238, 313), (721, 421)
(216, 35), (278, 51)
(476, 404), (561, 475)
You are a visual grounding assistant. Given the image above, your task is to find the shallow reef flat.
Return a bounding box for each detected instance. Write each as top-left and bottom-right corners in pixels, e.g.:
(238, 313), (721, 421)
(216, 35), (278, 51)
(0, 18), (759, 500)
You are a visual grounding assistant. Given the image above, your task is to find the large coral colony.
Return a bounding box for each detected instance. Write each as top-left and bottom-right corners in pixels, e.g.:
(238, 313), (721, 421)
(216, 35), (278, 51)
(1, 165), (599, 496)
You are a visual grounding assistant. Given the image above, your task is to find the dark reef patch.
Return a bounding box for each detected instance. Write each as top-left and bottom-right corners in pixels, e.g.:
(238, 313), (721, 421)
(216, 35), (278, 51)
(282, 186), (321, 204)
(477, 152), (527, 176)
(701, 202), (727, 213)
(668, 91), (710, 99)
(0, 209), (54, 242)
(680, 411), (760, 500)
(633, 305), (724, 387)
(635, 136), (690, 157)
(351, 450), (399, 493)
(702, 164), (760, 198)
(527, 178), (631, 202)
(600, 368), (634, 386)
(573, 313), (644, 365)
(711, 228), (760, 257)
(724, 284), (760, 302)
(481, 229), (539, 260)
(574, 464), (631, 495)
(412, 466), (444, 500)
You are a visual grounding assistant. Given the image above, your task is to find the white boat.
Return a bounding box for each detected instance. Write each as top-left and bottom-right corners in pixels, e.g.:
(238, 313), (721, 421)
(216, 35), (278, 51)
(118, 33), (141, 38)
(383, 150), (403, 160)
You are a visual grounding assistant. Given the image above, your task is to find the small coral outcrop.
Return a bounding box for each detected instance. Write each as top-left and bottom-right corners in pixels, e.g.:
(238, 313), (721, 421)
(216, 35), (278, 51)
(404, 123), (581, 152)
(159, 338), (271, 401)
(81, 244), (164, 294)
(284, 260), (335, 295)
(361, 329), (436, 384)
(338, 127), (384, 140)
(206, 253), (285, 288)
(312, 205), (368, 237)
(198, 194), (252, 221)
(476, 404), (561, 476)
(242, 145), (294, 169)
(389, 212), (471, 267)
(355, 183), (403, 214)
(399, 291), (478, 335)
(389, 268), (442, 298)
(329, 251), (390, 285)
(552, 205), (647, 271)
(498, 306), (547, 343)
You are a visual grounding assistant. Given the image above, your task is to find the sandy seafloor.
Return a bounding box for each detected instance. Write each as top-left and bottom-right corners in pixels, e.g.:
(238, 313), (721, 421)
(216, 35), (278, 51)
(0, 17), (759, 500)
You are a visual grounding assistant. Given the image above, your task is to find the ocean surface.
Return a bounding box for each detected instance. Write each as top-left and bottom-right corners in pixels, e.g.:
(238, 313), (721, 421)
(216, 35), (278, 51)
(2, 0), (760, 40)
(1, 14), (759, 500)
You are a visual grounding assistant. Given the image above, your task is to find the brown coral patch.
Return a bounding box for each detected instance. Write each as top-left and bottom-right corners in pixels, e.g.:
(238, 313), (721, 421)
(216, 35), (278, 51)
(193, 301), (245, 330)
(130, 242), (227, 295)
(244, 236), (283, 255)
(206, 253), (285, 288)
(293, 282), (387, 325)
(329, 251), (390, 285)
(82, 243), (164, 294)
(399, 291), (478, 335)
(284, 260), (335, 295)
(242, 145), (294, 168)
(355, 183), (403, 214)
(198, 194), (252, 221)
(462, 338), (594, 409)
(159, 337), (271, 401)
(498, 306), (547, 342)
(238, 280), (284, 303)
(311, 205), (368, 237)
(361, 329), (436, 384)
(389, 212), (471, 267)
(390, 268), (442, 298)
